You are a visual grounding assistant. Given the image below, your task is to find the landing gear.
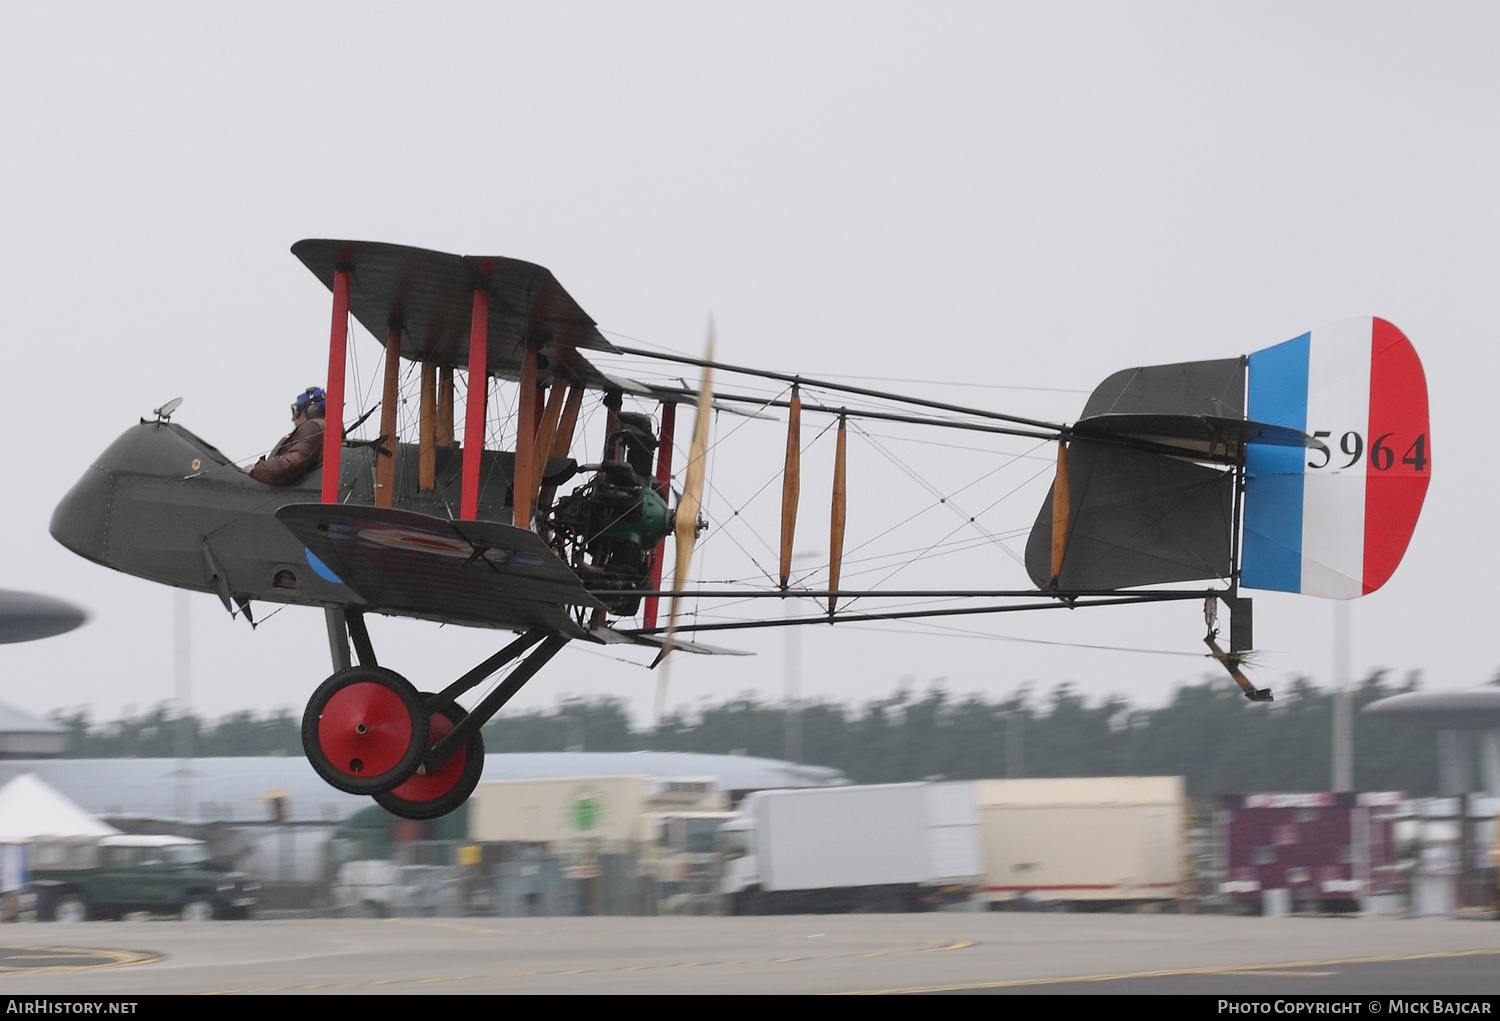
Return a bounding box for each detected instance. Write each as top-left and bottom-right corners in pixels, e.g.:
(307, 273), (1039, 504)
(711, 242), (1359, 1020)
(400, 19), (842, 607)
(301, 666), (430, 796)
(310, 612), (571, 816)
(374, 695), (486, 821)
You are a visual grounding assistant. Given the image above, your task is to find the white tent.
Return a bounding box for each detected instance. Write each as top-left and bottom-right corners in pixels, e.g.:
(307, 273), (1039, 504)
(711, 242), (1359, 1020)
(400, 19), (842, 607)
(0, 772), (119, 844)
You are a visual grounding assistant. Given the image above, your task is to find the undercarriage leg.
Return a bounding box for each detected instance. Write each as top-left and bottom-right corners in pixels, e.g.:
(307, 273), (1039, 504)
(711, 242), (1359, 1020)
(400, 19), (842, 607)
(323, 606), (377, 670)
(323, 607), (351, 673)
(346, 609), (377, 667)
(425, 634), (570, 770)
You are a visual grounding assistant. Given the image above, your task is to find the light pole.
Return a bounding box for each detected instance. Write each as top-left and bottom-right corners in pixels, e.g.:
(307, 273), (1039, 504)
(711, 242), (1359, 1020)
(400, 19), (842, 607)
(784, 550), (821, 764)
(1005, 709), (1024, 779)
(1332, 601), (1352, 792)
(173, 590), (193, 822)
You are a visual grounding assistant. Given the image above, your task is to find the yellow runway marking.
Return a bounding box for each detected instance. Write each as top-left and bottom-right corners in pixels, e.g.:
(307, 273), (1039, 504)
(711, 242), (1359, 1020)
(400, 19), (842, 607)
(0, 945), (159, 974)
(1219, 970), (1338, 977)
(847, 945), (1500, 994)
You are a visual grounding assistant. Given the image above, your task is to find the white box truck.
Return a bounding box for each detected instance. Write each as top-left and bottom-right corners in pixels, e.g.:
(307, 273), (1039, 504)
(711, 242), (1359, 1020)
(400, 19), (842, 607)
(975, 777), (1186, 908)
(719, 782), (982, 914)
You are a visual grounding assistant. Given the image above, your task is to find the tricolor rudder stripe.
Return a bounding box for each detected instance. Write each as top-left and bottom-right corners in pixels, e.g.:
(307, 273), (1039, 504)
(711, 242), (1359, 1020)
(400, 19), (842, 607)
(1242, 317), (1429, 599)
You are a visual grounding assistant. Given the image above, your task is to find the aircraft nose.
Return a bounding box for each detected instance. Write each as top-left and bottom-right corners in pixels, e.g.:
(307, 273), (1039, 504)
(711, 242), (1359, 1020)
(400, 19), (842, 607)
(50, 465), (113, 564)
(0, 590), (87, 643)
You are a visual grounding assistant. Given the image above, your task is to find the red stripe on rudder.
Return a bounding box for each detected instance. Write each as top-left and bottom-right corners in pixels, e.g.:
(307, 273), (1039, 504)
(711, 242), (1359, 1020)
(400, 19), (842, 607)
(1363, 319), (1430, 593)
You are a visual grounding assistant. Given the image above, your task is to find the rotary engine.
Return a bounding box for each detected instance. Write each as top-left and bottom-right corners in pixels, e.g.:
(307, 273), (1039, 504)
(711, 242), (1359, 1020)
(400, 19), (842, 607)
(547, 412), (672, 616)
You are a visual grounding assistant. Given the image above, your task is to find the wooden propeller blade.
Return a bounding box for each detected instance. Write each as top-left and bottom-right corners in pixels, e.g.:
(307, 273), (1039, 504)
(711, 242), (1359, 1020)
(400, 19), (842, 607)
(829, 413), (847, 615)
(653, 321), (715, 674)
(779, 384), (801, 589)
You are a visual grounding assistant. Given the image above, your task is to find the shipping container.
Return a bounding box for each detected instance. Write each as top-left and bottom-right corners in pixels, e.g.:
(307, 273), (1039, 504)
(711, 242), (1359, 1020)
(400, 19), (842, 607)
(975, 777), (1186, 907)
(1217, 791), (1406, 912)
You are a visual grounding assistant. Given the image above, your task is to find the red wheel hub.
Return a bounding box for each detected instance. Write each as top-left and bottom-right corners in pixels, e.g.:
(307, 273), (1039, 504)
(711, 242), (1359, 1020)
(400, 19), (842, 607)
(387, 710), (467, 802)
(316, 681), (415, 779)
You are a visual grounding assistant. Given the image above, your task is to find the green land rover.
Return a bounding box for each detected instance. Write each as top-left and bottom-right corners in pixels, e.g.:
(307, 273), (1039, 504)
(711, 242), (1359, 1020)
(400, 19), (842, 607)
(32, 834), (258, 921)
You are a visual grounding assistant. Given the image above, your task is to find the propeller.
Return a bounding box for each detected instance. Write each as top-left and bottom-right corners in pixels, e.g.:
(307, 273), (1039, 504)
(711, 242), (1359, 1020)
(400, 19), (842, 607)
(652, 321), (715, 716)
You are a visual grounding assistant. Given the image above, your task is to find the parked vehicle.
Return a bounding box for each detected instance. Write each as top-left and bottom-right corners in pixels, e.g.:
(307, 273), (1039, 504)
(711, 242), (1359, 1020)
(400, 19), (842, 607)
(720, 782), (981, 914)
(648, 810), (735, 915)
(1217, 791), (1406, 912)
(331, 860), (463, 917)
(32, 835), (258, 921)
(976, 777), (1187, 909)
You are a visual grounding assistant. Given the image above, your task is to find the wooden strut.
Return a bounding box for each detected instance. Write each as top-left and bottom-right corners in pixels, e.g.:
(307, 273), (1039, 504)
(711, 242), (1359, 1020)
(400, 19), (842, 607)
(829, 412), (847, 615)
(1049, 439), (1070, 586)
(526, 379), (568, 520)
(418, 362), (437, 492)
(514, 348), (539, 529)
(602, 390), (623, 459)
(437, 366), (455, 447)
(779, 384), (801, 589)
(538, 385), (584, 514)
(375, 326), (401, 508)
(460, 289), (488, 521)
(643, 401), (678, 630)
(321, 268), (351, 505)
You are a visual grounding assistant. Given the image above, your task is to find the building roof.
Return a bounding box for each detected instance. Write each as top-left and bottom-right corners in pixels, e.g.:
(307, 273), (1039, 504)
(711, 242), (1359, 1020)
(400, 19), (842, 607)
(1361, 687), (1500, 731)
(0, 702), (67, 736)
(0, 751), (846, 824)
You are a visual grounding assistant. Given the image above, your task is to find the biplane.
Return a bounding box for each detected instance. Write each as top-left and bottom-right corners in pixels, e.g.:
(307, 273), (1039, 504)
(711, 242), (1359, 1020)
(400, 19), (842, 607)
(49, 240), (1431, 819)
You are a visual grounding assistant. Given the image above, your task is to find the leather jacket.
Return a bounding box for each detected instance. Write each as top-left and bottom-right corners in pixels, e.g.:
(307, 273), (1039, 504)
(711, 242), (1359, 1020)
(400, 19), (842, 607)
(250, 419), (325, 485)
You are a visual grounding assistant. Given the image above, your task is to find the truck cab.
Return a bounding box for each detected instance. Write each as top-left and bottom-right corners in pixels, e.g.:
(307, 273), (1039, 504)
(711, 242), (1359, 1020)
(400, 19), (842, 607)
(716, 814), (759, 901)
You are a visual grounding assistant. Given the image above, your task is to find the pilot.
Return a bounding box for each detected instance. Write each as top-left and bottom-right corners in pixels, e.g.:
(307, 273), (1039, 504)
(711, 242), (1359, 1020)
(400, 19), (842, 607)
(248, 387), (327, 485)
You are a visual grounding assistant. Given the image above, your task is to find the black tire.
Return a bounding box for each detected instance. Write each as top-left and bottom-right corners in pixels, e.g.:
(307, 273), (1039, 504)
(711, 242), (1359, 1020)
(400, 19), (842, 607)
(374, 694), (486, 821)
(54, 895), (88, 923)
(302, 666), (429, 795)
(180, 897), (214, 922)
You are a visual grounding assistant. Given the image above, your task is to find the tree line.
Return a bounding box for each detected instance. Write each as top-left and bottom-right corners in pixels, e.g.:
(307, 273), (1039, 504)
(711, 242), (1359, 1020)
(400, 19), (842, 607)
(46, 669), (1454, 797)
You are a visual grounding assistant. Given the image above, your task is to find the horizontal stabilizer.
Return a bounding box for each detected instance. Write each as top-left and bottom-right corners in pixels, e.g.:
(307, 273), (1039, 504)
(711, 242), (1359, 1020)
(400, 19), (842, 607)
(1072, 413), (1322, 460)
(276, 504), (601, 634)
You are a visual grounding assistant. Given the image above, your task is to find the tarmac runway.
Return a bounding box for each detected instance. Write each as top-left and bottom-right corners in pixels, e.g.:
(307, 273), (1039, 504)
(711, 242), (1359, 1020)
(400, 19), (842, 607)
(1, 912), (1498, 995)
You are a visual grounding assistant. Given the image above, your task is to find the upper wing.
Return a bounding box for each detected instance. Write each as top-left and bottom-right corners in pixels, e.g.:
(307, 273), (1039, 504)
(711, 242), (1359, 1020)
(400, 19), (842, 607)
(290, 239), (645, 393)
(276, 504), (602, 635)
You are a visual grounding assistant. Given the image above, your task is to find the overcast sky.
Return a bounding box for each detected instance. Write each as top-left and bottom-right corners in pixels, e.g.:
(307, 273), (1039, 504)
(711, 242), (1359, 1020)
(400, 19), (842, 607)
(0, 3), (1493, 731)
